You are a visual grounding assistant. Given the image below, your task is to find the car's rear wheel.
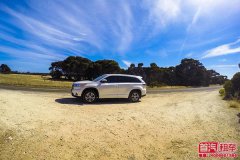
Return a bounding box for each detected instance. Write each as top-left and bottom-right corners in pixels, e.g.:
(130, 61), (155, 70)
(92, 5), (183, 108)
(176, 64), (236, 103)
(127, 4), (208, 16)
(82, 90), (97, 103)
(128, 90), (141, 102)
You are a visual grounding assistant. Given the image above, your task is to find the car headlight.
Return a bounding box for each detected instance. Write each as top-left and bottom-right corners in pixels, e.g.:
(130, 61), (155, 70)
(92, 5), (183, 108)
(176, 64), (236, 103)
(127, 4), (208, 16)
(73, 83), (80, 87)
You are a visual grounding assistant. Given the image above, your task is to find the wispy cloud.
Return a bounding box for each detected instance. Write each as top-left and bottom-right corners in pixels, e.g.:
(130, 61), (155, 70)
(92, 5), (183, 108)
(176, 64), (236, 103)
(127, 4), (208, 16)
(218, 58), (227, 62)
(122, 60), (132, 67)
(0, 0), (138, 59)
(0, 0), (240, 75)
(185, 53), (193, 57)
(210, 64), (238, 68)
(202, 39), (240, 58)
(143, 0), (181, 28)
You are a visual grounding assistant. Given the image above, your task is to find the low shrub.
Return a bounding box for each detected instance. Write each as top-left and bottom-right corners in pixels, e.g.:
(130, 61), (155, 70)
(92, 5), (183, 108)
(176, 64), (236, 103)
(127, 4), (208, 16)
(223, 80), (234, 100)
(219, 88), (225, 96)
(149, 81), (164, 88)
(232, 72), (240, 93)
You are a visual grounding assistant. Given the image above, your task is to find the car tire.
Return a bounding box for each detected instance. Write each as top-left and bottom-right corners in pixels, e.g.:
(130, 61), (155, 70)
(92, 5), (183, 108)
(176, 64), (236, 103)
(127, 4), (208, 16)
(128, 90), (141, 102)
(82, 90), (98, 103)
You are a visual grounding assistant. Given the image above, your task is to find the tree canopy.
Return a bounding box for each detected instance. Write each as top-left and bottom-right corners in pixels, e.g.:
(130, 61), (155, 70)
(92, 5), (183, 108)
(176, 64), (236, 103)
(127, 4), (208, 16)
(0, 64), (11, 74)
(49, 57), (227, 86)
(49, 56), (122, 81)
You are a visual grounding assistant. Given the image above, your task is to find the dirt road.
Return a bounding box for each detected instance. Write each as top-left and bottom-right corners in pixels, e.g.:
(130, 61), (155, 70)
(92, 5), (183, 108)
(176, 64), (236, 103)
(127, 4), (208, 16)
(0, 89), (239, 160)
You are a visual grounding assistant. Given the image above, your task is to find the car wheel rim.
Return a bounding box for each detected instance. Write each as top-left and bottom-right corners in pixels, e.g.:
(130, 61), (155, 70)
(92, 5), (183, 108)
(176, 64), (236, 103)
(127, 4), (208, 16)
(85, 92), (95, 102)
(131, 92), (139, 101)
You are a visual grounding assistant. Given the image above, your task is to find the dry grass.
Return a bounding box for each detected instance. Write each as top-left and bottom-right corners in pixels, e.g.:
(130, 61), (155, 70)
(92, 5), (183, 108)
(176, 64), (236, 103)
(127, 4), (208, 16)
(0, 74), (221, 90)
(229, 101), (240, 108)
(147, 86), (188, 90)
(0, 74), (72, 88)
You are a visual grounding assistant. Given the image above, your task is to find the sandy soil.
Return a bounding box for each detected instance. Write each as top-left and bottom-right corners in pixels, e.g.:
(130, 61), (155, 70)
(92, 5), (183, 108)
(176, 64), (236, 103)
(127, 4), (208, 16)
(0, 89), (239, 160)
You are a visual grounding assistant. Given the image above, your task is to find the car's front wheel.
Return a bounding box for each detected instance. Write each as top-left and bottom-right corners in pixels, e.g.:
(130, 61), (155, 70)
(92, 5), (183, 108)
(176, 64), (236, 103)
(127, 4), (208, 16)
(128, 90), (141, 102)
(82, 90), (98, 103)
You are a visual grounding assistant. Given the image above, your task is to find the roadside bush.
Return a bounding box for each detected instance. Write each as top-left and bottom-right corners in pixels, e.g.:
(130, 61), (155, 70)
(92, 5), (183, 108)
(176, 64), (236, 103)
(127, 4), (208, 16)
(149, 81), (161, 88)
(231, 72), (240, 98)
(223, 80), (234, 100)
(219, 88), (225, 96)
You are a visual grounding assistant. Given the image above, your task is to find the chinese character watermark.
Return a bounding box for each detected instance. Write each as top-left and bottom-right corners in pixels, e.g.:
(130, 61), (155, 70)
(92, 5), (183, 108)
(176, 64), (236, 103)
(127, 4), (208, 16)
(199, 142), (238, 158)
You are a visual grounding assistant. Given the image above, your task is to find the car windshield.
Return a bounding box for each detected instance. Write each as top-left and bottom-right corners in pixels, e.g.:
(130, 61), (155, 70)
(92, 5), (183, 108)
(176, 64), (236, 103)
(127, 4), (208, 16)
(93, 75), (106, 82)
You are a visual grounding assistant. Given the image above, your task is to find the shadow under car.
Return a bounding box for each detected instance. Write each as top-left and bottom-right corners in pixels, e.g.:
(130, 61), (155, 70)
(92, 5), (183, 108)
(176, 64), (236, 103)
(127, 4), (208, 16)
(55, 97), (140, 105)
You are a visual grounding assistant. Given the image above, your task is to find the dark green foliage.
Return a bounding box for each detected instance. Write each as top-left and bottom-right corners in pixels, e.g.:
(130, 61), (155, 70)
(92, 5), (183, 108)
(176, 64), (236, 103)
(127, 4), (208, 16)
(223, 72), (240, 100)
(175, 59), (209, 86)
(231, 72), (240, 94)
(0, 64), (11, 74)
(49, 57), (227, 87)
(223, 80), (234, 100)
(208, 70), (227, 85)
(224, 81), (234, 95)
(94, 60), (122, 75)
(49, 56), (121, 81)
(50, 70), (62, 79)
(49, 61), (63, 79)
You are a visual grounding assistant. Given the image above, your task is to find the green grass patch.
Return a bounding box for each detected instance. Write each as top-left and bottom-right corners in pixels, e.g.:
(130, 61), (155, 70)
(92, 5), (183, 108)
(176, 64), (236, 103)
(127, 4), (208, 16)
(0, 74), (72, 88)
(219, 88), (225, 96)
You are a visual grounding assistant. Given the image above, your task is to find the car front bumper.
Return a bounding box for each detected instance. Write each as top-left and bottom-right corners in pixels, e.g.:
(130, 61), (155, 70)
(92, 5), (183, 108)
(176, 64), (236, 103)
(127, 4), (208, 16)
(142, 88), (147, 97)
(71, 88), (84, 97)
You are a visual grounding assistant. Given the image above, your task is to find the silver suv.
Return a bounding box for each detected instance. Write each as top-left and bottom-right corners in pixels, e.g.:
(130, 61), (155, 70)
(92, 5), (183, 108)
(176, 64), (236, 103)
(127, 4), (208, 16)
(71, 74), (146, 103)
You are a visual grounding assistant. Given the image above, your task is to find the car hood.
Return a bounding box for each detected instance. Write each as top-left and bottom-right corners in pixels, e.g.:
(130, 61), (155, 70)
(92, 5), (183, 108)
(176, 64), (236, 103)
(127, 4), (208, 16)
(73, 81), (96, 85)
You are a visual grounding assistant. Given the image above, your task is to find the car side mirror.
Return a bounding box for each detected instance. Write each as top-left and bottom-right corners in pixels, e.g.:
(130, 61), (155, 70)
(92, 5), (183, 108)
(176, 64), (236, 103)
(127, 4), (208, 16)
(100, 78), (107, 83)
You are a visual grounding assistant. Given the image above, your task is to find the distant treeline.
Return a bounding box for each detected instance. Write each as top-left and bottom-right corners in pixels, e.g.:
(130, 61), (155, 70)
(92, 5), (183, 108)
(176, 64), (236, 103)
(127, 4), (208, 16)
(11, 71), (49, 76)
(49, 56), (228, 87)
(0, 64), (48, 75)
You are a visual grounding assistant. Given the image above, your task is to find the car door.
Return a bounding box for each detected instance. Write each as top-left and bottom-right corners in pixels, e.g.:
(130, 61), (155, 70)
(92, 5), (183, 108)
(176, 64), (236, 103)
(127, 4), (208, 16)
(117, 76), (133, 98)
(98, 76), (118, 98)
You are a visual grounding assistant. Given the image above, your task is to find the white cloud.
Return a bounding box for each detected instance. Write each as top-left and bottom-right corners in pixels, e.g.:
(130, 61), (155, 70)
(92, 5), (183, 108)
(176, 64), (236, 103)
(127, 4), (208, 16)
(218, 59), (227, 62)
(122, 60), (132, 67)
(210, 64), (238, 68)
(0, 0), (240, 73)
(185, 53), (193, 57)
(143, 0), (181, 28)
(202, 39), (240, 58)
(116, 3), (133, 53)
(0, 46), (64, 60)
(0, 1), (137, 56)
(186, 7), (201, 32)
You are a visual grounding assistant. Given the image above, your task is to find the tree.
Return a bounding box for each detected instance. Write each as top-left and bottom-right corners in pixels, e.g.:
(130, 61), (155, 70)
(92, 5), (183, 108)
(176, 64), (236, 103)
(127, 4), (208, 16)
(162, 67), (177, 86)
(50, 70), (62, 79)
(175, 58), (209, 86)
(49, 56), (226, 87)
(208, 69), (227, 85)
(0, 64), (11, 74)
(127, 64), (137, 75)
(63, 56), (92, 80)
(138, 63), (143, 68)
(49, 61), (63, 79)
(93, 60), (121, 76)
(150, 63), (158, 68)
(231, 72), (240, 96)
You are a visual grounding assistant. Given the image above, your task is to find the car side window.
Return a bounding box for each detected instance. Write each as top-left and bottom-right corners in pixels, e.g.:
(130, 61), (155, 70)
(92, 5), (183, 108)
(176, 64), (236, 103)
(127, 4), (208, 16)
(106, 76), (118, 83)
(118, 76), (141, 83)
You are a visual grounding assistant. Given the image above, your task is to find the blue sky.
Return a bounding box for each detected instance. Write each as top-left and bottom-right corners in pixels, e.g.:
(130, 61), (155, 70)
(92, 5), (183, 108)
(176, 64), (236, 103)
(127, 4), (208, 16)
(0, 0), (240, 78)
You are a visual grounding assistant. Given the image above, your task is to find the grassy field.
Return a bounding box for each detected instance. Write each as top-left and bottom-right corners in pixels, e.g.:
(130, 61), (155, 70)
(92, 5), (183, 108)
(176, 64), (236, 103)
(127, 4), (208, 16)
(0, 73), (208, 89)
(0, 74), (72, 88)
